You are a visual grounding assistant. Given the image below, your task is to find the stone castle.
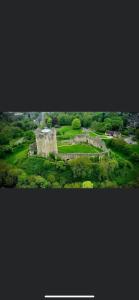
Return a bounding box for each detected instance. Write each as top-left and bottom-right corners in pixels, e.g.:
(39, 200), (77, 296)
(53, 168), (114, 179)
(29, 127), (58, 157)
(29, 128), (109, 160)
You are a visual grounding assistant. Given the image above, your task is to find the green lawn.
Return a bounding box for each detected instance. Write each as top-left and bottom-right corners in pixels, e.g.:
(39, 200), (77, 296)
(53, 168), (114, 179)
(129, 143), (139, 154)
(89, 131), (111, 139)
(58, 143), (101, 153)
(5, 144), (29, 165)
(57, 126), (83, 140)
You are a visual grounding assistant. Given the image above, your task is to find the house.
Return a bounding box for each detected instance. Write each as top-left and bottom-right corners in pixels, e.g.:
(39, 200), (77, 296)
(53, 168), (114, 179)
(105, 130), (121, 138)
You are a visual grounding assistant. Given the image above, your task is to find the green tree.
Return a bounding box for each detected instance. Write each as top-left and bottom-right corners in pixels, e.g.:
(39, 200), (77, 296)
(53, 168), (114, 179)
(64, 182), (82, 188)
(47, 117), (52, 128)
(135, 129), (139, 140)
(47, 174), (56, 183)
(82, 181), (93, 188)
(82, 113), (92, 128)
(72, 118), (81, 130)
(69, 157), (92, 179)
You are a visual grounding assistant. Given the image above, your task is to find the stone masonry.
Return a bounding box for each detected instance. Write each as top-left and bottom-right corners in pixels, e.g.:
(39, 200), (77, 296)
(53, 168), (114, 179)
(29, 130), (108, 159)
(35, 128), (58, 157)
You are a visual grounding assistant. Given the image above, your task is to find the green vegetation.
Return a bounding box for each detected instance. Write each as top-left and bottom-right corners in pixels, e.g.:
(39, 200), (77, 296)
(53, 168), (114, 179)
(58, 143), (101, 153)
(57, 125), (83, 140)
(0, 111), (139, 188)
(82, 181), (94, 188)
(72, 118), (81, 130)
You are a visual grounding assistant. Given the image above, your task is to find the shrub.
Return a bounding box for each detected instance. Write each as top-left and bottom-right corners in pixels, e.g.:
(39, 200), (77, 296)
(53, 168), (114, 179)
(130, 152), (139, 162)
(135, 129), (139, 140)
(69, 157), (92, 179)
(24, 130), (35, 141)
(72, 118), (81, 130)
(64, 182), (82, 188)
(51, 181), (61, 188)
(43, 160), (52, 169)
(47, 174), (55, 183)
(28, 175), (48, 188)
(55, 160), (66, 171)
(100, 180), (118, 188)
(82, 181), (93, 188)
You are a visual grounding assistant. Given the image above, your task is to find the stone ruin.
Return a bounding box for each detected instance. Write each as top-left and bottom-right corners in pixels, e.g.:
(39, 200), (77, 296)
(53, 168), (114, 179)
(68, 134), (107, 151)
(29, 127), (58, 157)
(29, 130), (109, 160)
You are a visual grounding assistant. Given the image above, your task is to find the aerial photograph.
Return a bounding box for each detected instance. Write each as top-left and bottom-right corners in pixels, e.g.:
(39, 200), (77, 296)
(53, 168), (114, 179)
(0, 111), (139, 188)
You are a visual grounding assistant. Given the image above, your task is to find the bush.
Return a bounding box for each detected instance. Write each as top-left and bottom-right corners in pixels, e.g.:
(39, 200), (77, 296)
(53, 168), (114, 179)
(135, 129), (139, 140)
(82, 181), (93, 188)
(48, 152), (56, 160)
(72, 118), (81, 130)
(55, 160), (66, 171)
(0, 132), (10, 145)
(51, 181), (61, 188)
(100, 180), (118, 188)
(47, 174), (55, 183)
(130, 152), (139, 162)
(28, 175), (48, 188)
(43, 160), (52, 169)
(0, 145), (13, 158)
(64, 182), (82, 188)
(69, 157), (92, 179)
(24, 130), (35, 141)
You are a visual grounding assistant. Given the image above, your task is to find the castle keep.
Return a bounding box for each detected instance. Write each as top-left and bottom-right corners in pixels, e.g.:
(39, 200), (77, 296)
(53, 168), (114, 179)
(29, 128), (58, 157)
(36, 128), (58, 157)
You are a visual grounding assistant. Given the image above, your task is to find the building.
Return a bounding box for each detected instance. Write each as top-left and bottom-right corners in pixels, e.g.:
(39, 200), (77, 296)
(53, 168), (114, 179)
(105, 130), (121, 138)
(29, 127), (58, 157)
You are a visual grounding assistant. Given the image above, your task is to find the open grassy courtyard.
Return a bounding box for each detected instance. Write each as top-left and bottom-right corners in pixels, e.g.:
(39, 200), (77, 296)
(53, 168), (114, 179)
(58, 143), (102, 153)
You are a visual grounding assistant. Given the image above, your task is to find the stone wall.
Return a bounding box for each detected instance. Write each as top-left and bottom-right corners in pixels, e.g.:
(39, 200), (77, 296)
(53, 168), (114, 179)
(35, 128), (58, 157)
(68, 134), (107, 151)
(30, 131), (108, 160)
(58, 151), (109, 160)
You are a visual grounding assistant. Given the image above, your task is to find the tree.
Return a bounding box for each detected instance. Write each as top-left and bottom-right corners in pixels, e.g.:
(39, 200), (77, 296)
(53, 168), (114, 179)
(82, 181), (93, 188)
(51, 181), (61, 188)
(29, 176), (48, 188)
(24, 130), (35, 141)
(47, 117), (52, 128)
(69, 157), (92, 179)
(100, 180), (118, 188)
(135, 129), (139, 140)
(91, 121), (106, 132)
(64, 182), (82, 188)
(82, 113), (92, 128)
(47, 174), (56, 183)
(104, 116), (123, 131)
(72, 118), (81, 130)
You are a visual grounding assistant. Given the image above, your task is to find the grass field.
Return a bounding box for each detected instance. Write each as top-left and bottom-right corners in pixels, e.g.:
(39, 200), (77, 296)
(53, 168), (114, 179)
(5, 144), (29, 165)
(58, 143), (101, 153)
(89, 131), (112, 139)
(57, 126), (83, 140)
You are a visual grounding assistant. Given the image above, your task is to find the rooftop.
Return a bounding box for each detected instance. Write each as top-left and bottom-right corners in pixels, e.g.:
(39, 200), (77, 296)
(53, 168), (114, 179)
(41, 128), (51, 133)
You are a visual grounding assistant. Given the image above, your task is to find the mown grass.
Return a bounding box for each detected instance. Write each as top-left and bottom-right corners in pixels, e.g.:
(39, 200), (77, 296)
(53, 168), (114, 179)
(89, 131), (111, 139)
(58, 143), (102, 153)
(57, 126), (83, 140)
(5, 144), (29, 165)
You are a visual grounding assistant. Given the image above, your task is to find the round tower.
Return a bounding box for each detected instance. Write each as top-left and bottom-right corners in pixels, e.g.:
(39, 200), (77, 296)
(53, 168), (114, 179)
(35, 127), (58, 157)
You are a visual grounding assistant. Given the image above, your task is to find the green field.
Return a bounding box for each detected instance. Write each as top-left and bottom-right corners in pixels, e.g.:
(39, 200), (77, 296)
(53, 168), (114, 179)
(89, 131), (112, 139)
(57, 126), (83, 140)
(5, 144), (29, 165)
(58, 143), (101, 153)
